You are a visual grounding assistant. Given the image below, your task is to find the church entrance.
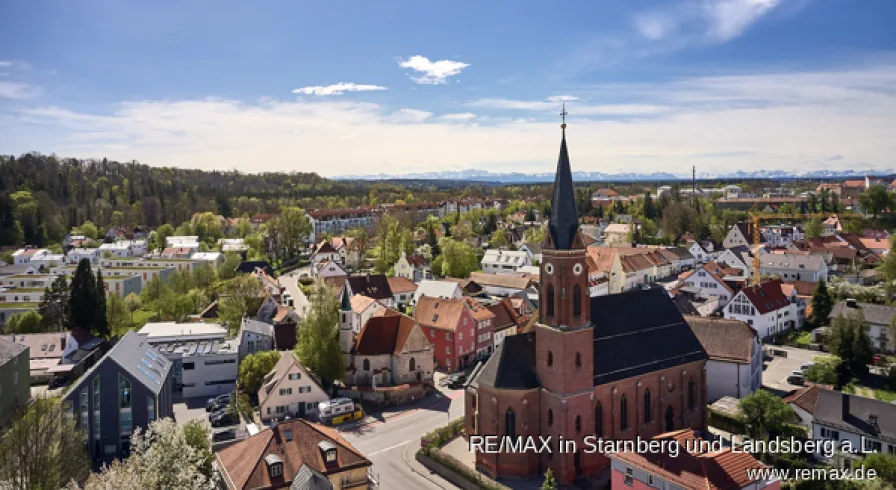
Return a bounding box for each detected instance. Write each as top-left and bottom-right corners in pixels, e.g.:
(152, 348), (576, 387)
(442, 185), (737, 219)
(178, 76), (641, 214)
(665, 406), (674, 432)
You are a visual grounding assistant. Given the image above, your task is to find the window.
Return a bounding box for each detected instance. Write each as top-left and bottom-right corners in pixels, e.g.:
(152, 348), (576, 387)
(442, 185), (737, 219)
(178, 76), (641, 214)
(548, 409), (553, 426)
(595, 403), (603, 436)
(269, 462), (283, 478)
(546, 284), (555, 318)
(363, 359), (370, 371)
(183, 362), (195, 370)
(620, 395), (629, 431)
(288, 372), (302, 380)
(864, 439), (882, 453)
(624, 467), (633, 485)
(573, 284), (582, 318)
(459, 332), (463, 340)
(504, 408), (516, 440)
(147, 396), (155, 423)
(205, 359), (236, 365)
(280, 388), (293, 396)
(13, 371), (18, 385)
(119, 375), (131, 408)
(93, 377), (101, 439)
(80, 389), (89, 435)
(644, 389), (653, 423)
(688, 377), (696, 410)
(575, 415), (581, 433)
(547, 351), (553, 367)
(445, 346), (450, 354)
(409, 357), (416, 371)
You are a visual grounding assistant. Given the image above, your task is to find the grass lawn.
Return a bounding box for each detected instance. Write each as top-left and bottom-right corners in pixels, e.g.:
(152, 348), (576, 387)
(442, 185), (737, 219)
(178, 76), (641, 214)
(874, 388), (896, 402)
(131, 308), (158, 330)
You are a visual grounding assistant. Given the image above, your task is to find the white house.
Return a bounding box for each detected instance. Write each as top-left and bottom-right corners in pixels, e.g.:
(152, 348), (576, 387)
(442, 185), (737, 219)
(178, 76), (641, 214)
(724, 279), (803, 339)
(412, 279), (462, 306)
(218, 238), (249, 253)
(603, 223), (631, 247)
(686, 316), (763, 402)
(191, 252), (224, 265)
(311, 241), (341, 269)
(517, 243), (543, 264)
(759, 253), (828, 283)
(762, 225), (803, 248)
(723, 222), (760, 249)
(98, 239), (148, 258)
(66, 248), (102, 266)
(687, 241), (713, 263)
(480, 249), (531, 275)
(12, 248), (44, 265)
(258, 351), (329, 421)
(393, 251), (429, 283)
(715, 246), (751, 275)
(810, 389), (896, 464)
(829, 300), (895, 353)
(677, 262), (735, 307)
(348, 295), (385, 335)
(28, 250), (65, 270)
(238, 318), (275, 361)
(313, 259), (347, 280)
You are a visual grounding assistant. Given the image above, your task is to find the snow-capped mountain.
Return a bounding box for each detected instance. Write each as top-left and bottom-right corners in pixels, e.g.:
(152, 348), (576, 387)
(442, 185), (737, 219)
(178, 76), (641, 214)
(335, 168), (895, 183)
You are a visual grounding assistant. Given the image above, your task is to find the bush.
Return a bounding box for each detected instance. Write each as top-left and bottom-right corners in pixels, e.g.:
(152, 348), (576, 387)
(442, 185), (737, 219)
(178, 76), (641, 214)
(420, 418), (465, 454)
(707, 407), (746, 434)
(426, 449), (510, 490)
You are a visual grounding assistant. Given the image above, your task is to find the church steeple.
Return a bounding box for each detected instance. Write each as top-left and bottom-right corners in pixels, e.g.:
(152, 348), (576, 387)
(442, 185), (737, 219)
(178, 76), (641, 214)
(546, 104), (580, 250)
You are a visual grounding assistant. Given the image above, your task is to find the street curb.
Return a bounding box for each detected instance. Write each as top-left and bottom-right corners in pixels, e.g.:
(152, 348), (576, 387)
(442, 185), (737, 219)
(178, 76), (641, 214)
(403, 440), (450, 489)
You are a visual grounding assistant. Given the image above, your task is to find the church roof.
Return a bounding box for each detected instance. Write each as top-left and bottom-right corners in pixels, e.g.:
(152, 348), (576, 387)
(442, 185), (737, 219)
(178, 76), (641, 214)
(546, 125), (580, 251)
(473, 332), (539, 390)
(591, 288), (707, 385)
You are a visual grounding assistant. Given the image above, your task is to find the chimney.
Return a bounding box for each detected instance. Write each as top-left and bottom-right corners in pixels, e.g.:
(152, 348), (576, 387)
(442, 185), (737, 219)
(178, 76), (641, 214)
(846, 298), (858, 309)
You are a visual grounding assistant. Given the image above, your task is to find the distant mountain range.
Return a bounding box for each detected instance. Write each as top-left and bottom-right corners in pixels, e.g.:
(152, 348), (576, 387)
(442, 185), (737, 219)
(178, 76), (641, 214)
(334, 168), (896, 183)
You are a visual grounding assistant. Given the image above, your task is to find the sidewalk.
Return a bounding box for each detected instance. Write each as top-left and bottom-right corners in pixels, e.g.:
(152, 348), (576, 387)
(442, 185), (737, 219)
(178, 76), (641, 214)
(336, 390), (457, 431)
(402, 440), (456, 489)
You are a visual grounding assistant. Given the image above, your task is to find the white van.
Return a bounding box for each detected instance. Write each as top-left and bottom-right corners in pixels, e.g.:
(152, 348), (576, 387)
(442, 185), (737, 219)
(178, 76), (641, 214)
(318, 398), (355, 419)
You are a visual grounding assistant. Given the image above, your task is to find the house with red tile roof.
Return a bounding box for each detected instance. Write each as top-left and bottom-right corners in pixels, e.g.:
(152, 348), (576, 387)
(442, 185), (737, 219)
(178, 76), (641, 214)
(677, 261), (736, 308)
(413, 296), (476, 371)
(723, 279), (804, 339)
(609, 429), (780, 490)
(463, 297), (496, 358)
(345, 309), (433, 388)
(215, 418), (373, 489)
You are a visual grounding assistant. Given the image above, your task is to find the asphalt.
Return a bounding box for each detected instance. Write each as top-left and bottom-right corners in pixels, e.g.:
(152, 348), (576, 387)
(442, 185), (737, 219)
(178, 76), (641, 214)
(278, 267), (311, 318)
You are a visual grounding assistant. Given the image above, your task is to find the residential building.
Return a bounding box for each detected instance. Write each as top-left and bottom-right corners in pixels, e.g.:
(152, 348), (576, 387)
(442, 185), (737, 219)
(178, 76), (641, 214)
(386, 276), (417, 307)
(219, 238), (249, 253)
(686, 316), (763, 402)
(343, 275), (394, 308)
(686, 240), (713, 263)
(329, 236), (362, 269)
(829, 300), (895, 353)
(28, 250), (65, 270)
(464, 297), (496, 359)
(258, 352), (329, 421)
(137, 322), (237, 398)
(63, 331), (173, 462)
(12, 247), (44, 265)
(312, 241), (341, 268)
(0, 337), (28, 424)
(239, 318), (276, 360)
(345, 309), (433, 387)
(414, 296), (476, 371)
(759, 253), (828, 282)
(412, 279), (462, 305)
(518, 243), (543, 264)
(465, 124), (708, 486)
(307, 207), (378, 244)
(468, 271), (537, 297)
(313, 259), (348, 281)
(348, 295), (385, 337)
(98, 240), (148, 258)
(763, 225), (803, 248)
(609, 430), (780, 490)
(677, 261), (736, 307)
(214, 418), (373, 490)
(724, 279), (802, 339)
(715, 245), (752, 275)
(485, 297), (527, 349)
(192, 251), (224, 265)
(811, 389), (896, 464)
(602, 223), (631, 247)
(723, 222), (761, 249)
(66, 247), (102, 265)
(393, 251), (430, 283)
(480, 249), (532, 275)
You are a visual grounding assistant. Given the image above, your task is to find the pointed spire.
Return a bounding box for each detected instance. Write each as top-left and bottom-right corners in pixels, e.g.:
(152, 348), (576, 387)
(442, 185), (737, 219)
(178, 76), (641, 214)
(547, 105), (580, 250)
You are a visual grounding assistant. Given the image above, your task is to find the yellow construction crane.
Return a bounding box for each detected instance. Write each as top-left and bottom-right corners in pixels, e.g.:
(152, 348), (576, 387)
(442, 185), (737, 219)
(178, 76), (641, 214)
(748, 212), (855, 286)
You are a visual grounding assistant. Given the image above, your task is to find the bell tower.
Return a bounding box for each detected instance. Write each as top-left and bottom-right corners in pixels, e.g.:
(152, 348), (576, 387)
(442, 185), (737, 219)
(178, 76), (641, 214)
(535, 106), (594, 394)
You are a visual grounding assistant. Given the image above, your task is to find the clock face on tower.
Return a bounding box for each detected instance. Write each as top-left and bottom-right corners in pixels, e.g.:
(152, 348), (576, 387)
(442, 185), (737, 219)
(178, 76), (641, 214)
(545, 263), (554, 275)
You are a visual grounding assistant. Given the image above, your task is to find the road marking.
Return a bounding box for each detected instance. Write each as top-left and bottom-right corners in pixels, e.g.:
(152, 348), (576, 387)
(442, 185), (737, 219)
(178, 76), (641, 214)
(367, 439), (412, 456)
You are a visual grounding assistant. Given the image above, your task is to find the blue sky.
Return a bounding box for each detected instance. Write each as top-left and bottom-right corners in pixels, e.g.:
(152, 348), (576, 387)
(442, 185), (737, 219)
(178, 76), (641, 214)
(1, 0), (895, 177)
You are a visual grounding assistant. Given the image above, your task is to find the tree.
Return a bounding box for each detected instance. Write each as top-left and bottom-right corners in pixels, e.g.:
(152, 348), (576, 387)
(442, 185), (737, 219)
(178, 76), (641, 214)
(541, 468), (557, 490)
(264, 207), (311, 261)
(94, 268), (109, 338)
(641, 192), (657, 220)
(80, 418), (211, 490)
(805, 219), (824, 239)
(805, 355), (840, 385)
(858, 184), (892, 218)
(217, 252), (243, 280)
(524, 226), (546, 244)
(124, 292), (142, 325)
(236, 215), (253, 238)
(107, 293), (132, 337)
(660, 202), (698, 239)
(0, 396), (91, 490)
(739, 390), (794, 440)
(5, 310), (44, 334)
(853, 453), (896, 487)
(68, 259), (98, 333)
(828, 311), (874, 378)
(295, 280), (345, 388)
(38, 274), (70, 331)
(182, 419), (214, 480)
(490, 228), (509, 248)
(346, 227), (369, 269)
(238, 351), (281, 395)
(218, 274), (265, 335)
(524, 208), (536, 222)
(153, 224), (175, 251)
(78, 220), (98, 240)
(811, 279), (834, 326)
(439, 238), (478, 278)
(880, 238), (896, 283)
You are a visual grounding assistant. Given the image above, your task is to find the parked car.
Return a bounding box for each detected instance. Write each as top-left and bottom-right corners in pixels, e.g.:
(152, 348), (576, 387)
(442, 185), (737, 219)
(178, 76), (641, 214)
(206, 400), (229, 413)
(800, 362), (815, 372)
(212, 428), (237, 443)
(447, 374), (468, 389)
(210, 411), (237, 428)
(318, 398), (355, 420)
(787, 372), (805, 386)
(49, 375), (68, 389)
(206, 393), (232, 410)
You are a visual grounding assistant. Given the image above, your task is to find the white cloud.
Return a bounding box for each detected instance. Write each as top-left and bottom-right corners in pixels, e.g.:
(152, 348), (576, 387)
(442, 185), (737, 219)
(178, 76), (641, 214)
(398, 55), (470, 85)
(546, 95), (579, 103)
(635, 0), (784, 44)
(0, 61), (12, 68)
(440, 112), (477, 121)
(469, 98), (668, 116)
(0, 81), (36, 99)
(704, 0), (782, 42)
(7, 64), (895, 177)
(292, 82), (387, 96)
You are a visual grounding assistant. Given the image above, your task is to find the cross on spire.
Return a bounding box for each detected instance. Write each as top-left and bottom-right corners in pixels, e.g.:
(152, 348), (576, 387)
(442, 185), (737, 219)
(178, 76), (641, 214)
(560, 103), (568, 128)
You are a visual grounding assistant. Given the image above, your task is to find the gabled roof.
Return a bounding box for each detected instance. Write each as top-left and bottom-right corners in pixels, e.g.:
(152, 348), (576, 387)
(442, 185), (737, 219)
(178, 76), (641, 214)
(781, 280), (817, 297)
(290, 464), (333, 490)
(783, 384), (822, 414)
(345, 274), (393, 301)
(6, 332), (65, 359)
(473, 332), (538, 390)
(813, 389), (896, 443)
(386, 276), (418, 294)
(759, 253), (826, 272)
(591, 288), (707, 385)
(258, 352), (321, 408)
(468, 271), (536, 290)
(216, 418), (370, 490)
(738, 279), (791, 314)
(830, 300), (895, 326)
(354, 309), (419, 356)
(413, 296), (466, 332)
(685, 316), (756, 364)
(414, 279), (461, 301)
(406, 253), (427, 268)
(0, 336), (28, 365)
(350, 295), (381, 315)
(463, 297), (496, 322)
(69, 331), (171, 397)
(314, 241), (338, 255)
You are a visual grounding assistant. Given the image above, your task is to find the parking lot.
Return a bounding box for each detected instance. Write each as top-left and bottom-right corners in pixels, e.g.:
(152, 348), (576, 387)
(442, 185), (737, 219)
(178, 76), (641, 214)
(762, 345), (822, 392)
(173, 396), (249, 442)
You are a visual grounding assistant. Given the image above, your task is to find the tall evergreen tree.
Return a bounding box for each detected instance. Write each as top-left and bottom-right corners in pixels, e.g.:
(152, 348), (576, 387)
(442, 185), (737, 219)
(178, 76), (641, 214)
(642, 192), (658, 220)
(39, 275), (71, 331)
(94, 268), (109, 338)
(68, 259), (97, 333)
(811, 279), (833, 326)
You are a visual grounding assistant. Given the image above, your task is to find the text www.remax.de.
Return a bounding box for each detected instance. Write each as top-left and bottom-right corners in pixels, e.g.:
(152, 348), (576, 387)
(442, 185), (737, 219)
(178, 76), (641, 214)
(744, 466), (879, 482)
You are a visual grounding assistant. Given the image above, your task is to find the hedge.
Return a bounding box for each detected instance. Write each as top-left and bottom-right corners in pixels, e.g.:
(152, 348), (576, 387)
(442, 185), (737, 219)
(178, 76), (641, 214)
(426, 449), (510, 490)
(420, 417), (465, 455)
(707, 406), (746, 434)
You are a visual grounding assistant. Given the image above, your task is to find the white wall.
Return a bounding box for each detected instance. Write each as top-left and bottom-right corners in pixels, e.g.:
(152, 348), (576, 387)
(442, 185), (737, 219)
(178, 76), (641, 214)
(180, 353), (238, 398)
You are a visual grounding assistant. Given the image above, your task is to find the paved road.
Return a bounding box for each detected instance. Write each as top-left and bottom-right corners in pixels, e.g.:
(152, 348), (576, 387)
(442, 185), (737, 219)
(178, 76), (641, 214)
(341, 388), (466, 490)
(762, 345), (823, 392)
(278, 267), (311, 318)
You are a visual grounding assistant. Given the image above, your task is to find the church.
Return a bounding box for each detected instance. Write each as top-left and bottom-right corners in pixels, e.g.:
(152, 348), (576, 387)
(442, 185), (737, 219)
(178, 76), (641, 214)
(464, 117), (710, 486)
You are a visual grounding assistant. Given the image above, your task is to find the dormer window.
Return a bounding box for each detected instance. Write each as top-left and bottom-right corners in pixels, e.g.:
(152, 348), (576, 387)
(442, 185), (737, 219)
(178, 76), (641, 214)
(318, 440), (337, 463)
(264, 454), (283, 478)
